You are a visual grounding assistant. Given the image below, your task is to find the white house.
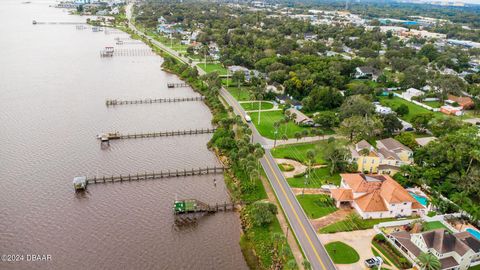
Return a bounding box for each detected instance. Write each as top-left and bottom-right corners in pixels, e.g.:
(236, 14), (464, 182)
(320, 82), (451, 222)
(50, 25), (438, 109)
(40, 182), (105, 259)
(390, 229), (480, 270)
(330, 173), (425, 219)
(402, 88), (424, 100)
(354, 66), (381, 81)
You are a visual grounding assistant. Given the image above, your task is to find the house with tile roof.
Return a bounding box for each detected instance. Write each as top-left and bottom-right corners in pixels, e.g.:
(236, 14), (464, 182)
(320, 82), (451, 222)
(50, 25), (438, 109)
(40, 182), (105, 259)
(350, 138), (413, 175)
(389, 229), (480, 270)
(330, 173), (425, 219)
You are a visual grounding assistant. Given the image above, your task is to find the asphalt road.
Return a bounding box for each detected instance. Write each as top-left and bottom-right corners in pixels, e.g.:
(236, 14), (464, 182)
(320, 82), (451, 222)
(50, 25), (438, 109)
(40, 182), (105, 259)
(124, 6), (336, 268)
(220, 88), (337, 270)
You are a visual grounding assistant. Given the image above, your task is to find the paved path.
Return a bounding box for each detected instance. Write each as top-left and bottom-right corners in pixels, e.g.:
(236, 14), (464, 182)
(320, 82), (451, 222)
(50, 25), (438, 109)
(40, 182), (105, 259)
(290, 188), (330, 196)
(311, 209), (352, 231)
(221, 87), (336, 270)
(275, 158), (326, 178)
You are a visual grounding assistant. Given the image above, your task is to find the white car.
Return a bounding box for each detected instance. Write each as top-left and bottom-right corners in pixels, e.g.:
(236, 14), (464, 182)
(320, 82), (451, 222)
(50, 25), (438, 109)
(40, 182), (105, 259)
(365, 256), (383, 268)
(245, 114), (251, 122)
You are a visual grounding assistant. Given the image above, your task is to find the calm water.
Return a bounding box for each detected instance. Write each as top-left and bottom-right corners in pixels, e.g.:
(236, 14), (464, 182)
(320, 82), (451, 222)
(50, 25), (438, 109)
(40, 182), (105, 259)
(0, 1), (247, 269)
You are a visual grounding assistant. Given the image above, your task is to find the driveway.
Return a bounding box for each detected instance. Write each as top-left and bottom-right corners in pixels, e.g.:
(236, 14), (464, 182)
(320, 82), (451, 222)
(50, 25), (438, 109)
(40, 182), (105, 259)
(317, 229), (391, 270)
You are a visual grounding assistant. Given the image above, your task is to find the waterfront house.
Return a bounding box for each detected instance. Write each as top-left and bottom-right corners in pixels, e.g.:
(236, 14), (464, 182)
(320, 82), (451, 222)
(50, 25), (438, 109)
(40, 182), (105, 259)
(389, 229), (480, 270)
(330, 173), (425, 219)
(350, 138), (413, 175)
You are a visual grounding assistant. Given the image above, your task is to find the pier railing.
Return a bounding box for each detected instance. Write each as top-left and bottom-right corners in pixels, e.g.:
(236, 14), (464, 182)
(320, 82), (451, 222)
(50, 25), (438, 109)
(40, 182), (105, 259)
(84, 166), (225, 185)
(105, 96), (204, 106)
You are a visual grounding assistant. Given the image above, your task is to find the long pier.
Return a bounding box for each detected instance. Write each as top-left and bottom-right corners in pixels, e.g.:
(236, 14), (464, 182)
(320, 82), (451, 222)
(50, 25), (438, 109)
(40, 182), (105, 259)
(100, 48), (156, 57)
(74, 166), (225, 188)
(167, 82), (189, 88)
(97, 128), (216, 142)
(105, 96), (204, 106)
(33, 20), (87, 25)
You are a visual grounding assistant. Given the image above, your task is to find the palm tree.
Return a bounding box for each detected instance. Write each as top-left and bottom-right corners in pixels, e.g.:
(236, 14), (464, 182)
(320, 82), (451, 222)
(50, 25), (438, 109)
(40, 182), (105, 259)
(416, 252), (441, 270)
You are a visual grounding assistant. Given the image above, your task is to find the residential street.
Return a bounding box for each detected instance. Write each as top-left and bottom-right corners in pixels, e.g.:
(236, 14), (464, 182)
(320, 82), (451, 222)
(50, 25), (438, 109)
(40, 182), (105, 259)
(220, 88), (337, 270)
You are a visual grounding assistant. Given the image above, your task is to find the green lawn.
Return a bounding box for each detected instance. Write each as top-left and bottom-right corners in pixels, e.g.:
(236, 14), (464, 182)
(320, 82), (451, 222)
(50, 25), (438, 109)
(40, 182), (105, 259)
(271, 141), (329, 165)
(378, 96), (441, 122)
(319, 217), (397, 233)
(227, 86), (250, 101)
(469, 265), (480, 270)
(241, 101), (274, 111)
(249, 110), (312, 139)
(196, 63), (228, 75)
(423, 221), (449, 231)
(423, 100), (443, 108)
(296, 194), (337, 219)
(325, 241), (360, 264)
(287, 167), (341, 188)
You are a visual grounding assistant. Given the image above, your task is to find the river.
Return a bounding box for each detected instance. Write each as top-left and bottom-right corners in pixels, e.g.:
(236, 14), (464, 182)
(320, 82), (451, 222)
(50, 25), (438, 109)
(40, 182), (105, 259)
(0, 1), (248, 269)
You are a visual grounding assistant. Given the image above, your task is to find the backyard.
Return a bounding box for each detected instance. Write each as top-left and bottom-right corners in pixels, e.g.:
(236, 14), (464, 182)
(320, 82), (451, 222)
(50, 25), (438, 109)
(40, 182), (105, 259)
(287, 167), (341, 188)
(378, 96), (441, 122)
(296, 194), (337, 219)
(325, 241), (360, 264)
(423, 221), (450, 232)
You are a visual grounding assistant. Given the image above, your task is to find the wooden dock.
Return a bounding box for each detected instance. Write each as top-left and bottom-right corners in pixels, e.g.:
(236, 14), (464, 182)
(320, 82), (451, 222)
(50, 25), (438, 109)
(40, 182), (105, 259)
(32, 20), (87, 25)
(173, 199), (239, 226)
(167, 83), (189, 88)
(105, 96), (204, 106)
(97, 128), (216, 142)
(81, 166), (225, 186)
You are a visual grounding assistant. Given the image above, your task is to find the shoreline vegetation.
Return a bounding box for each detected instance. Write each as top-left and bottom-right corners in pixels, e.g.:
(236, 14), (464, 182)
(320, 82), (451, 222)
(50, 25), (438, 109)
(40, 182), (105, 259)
(89, 12), (300, 270)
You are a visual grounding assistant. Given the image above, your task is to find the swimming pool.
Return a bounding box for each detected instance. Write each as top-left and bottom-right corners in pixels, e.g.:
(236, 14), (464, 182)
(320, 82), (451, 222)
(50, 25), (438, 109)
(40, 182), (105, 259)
(409, 192), (428, 206)
(466, 228), (480, 240)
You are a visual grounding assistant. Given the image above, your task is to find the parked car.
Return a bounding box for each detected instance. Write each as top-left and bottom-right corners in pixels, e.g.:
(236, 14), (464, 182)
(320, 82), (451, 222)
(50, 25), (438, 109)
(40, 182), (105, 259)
(245, 114), (251, 122)
(365, 256), (383, 268)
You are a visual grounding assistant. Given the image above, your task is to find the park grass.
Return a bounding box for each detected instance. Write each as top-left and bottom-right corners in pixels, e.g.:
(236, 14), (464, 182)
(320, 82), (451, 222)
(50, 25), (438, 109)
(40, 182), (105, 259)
(249, 110), (312, 139)
(196, 63), (228, 75)
(423, 221), (449, 232)
(227, 86), (251, 101)
(296, 194), (337, 219)
(378, 96), (441, 122)
(319, 217), (397, 234)
(469, 265), (480, 270)
(271, 141), (329, 165)
(325, 241), (360, 264)
(287, 167), (341, 188)
(241, 101), (274, 111)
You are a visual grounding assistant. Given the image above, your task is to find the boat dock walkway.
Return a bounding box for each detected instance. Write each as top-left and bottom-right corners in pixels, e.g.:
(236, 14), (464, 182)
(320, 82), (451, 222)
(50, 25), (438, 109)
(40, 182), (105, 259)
(167, 83), (189, 88)
(172, 199), (239, 226)
(97, 128), (216, 142)
(105, 96), (204, 106)
(100, 48), (156, 57)
(73, 166), (225, 190)
(32, 20), (87, 25)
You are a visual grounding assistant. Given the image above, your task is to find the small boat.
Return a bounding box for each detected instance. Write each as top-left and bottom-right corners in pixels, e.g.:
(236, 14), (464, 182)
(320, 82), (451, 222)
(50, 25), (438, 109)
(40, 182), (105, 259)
(96, 132), (120, 141)
(32, 20), (37, 25)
